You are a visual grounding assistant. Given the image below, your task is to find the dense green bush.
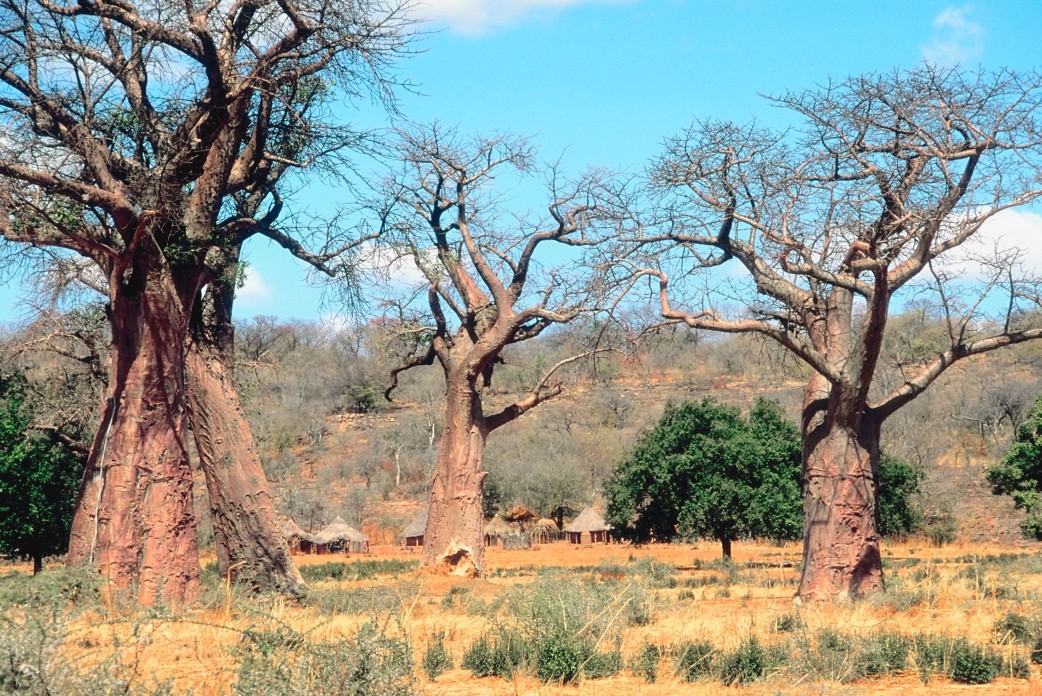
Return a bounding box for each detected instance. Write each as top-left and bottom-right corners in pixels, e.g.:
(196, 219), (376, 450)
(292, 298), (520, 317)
(631, 642), (660, 683)
(718, 636), (765, 685)
(422, 631), (453, 681)
(673, 640), (715, 681)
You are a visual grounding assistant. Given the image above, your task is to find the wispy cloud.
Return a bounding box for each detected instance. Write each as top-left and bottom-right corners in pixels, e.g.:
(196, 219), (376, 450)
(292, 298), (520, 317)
(416, 0), (631, 36)
(921, 5), (984, 66)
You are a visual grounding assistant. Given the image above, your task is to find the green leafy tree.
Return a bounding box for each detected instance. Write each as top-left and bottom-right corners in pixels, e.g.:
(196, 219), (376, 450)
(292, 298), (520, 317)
(876, 455), (924, 538)
(987, 395), (1042, 539)
(0, 370), (82, 574)
(606, 398), (802, 558)
(606, 398), (921, 557)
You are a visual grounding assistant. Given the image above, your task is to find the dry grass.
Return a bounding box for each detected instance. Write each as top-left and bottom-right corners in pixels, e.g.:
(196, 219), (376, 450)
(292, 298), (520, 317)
(4, 539), (1042, 694)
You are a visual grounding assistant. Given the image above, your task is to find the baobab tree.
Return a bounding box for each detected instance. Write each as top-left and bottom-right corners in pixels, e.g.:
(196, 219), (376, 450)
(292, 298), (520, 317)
(638, 66), (1042, 600)
(380, 126), (626, 576)
(0, 0), (412, 604)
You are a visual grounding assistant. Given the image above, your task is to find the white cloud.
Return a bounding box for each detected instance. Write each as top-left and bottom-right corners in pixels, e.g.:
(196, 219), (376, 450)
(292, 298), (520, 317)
(236, 266), (272, 305)
(942, 208), (1042, 278)
(416, 0), (631, 36)
(921, 5), (984, 66)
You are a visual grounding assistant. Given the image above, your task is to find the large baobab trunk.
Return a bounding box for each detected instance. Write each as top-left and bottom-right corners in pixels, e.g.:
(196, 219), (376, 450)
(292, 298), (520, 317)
(422, 380), (487, 577)
(185, 331), (307, 597)
(797, 374), (883, 600)
(67, 259), (201, 606)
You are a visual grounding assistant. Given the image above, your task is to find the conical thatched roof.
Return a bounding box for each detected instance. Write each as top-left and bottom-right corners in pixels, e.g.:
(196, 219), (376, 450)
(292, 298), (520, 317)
(312, 516), (367, 545)
(400, 508), (428, 538)
(563, 508), (611, 533)
(532, 517), (558, 530)
(280, 517), (312, 542)
(483, 515), (518, 537)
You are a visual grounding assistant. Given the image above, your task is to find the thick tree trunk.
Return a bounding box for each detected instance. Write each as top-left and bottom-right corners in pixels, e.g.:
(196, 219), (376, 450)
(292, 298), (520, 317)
(185, 333), (307, 597)
(798, 375), (883, 600)
(721, 536), (732, 559)
(67, 264), (201, 606)
(421, 380), (487, 577)
(32, 554), (42, 576)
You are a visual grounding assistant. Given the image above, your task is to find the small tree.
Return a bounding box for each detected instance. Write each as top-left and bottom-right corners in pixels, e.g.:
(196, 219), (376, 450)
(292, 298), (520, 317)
(987, 394), (1042, 539)
(0, 369), (81, 574)
(606, 398), (922, 557)
(606, 398), (802, 558)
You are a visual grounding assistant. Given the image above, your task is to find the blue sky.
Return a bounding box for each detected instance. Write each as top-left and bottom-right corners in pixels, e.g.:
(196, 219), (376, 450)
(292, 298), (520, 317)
(3, 1), (1041, 325)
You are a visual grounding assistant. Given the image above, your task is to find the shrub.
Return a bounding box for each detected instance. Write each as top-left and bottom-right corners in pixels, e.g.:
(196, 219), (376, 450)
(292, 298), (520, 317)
(461, 634), (529, 679)
(718, 636), (765, 685)
(234, 620), (414, 695)
(673, 640), (715, 681)
(993, 612), (1037, 644)
(859, 631), (910, 676)
(535, 634), (588, 683)
(631, 642), (659, 683)
(422, 631), (452, 681)
(772, 612), (803, 634)
(583, 645), (623, 679)
(949, 643), (1001, 684)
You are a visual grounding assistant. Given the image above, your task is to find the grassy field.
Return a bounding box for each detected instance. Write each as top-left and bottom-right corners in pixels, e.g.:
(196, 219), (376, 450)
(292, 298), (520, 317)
(3, 540), (1042, 694)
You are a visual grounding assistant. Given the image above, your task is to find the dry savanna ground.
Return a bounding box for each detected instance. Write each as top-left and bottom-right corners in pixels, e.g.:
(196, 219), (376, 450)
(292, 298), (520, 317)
(5, 540), (1042, 695)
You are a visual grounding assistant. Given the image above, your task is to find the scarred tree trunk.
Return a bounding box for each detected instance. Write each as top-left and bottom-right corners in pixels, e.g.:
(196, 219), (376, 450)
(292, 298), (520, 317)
(67, 254), (201, 606)
(185, 330), (307, 597)
(421, 377), (487, 577)
(797, 372), (883, 600)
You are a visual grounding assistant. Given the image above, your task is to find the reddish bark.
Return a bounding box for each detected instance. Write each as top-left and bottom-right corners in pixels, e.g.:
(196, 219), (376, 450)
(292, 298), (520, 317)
(421, 381), (487, 576)
(67, 253), (201, 606)
(798, 374), (883, 600)
(185, 331), (306, 597)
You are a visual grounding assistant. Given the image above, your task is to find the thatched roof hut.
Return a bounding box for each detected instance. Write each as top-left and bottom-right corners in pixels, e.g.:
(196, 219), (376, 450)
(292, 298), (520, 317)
(312, 516), (369, 553)
(280, 517), (313, 552)
(530, 517), (563, 543)
(564, 508), (612, 544)
(400, 508), (428, 547)
(483, 515), (520, 546)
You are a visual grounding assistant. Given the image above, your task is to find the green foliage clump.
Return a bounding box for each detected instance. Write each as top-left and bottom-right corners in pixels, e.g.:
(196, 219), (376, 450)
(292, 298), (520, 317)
(422, 631), (453, 681)
(949, 643), (1002, 684)
(672, 640), (716, 681)
(717, 636), (765, 685)
(631, 642), (660, 683)
(235, 620), (414, 695)
(859, 631), (911, 676)
(994, 611), (1037, 644)
(461, 634), (528, 678)
(876, 455), (924, 537)
(606, 398), (802, 557)
(0, 369), (83, 573)
(988, 394), (1042, 540)
(772, 612), (803, 634)
(606, 398), (922, 556)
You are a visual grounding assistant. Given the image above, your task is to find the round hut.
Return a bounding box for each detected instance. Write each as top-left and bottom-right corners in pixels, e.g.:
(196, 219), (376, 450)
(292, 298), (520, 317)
(564, 508), (612, 544)
(531, 517), (562, 543)
(483, 515), (520, 547)
(312, 516), (369, 554)
(280, 517), (313, 554)
(399, 508), (428, 548)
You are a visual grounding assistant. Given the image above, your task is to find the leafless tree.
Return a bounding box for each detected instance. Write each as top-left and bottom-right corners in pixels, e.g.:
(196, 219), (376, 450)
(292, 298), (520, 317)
(0, 0), (412, 604)
(379, 125), (628, 575)
(637, 66), (1042, 600)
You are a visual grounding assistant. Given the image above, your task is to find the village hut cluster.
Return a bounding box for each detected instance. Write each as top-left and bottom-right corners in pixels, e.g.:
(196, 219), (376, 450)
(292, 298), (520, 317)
(396, 507), (611, 548)
(280, 516), (369, 555)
